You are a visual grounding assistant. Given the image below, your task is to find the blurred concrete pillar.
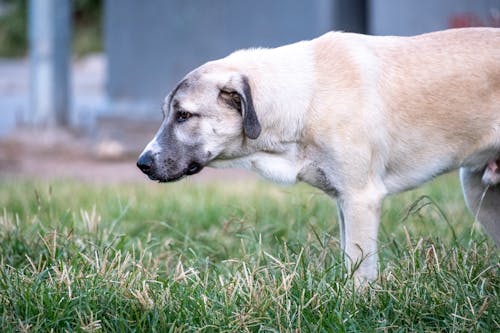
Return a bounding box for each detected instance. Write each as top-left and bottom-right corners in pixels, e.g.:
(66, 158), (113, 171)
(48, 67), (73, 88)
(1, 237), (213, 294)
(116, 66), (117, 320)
(332, 0), (367, 33)
(29, 0), (71, 127)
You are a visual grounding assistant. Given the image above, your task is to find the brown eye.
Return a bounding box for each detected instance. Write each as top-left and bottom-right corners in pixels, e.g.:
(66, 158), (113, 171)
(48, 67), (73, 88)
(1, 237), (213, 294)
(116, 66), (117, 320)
(176, 111), (192, 123)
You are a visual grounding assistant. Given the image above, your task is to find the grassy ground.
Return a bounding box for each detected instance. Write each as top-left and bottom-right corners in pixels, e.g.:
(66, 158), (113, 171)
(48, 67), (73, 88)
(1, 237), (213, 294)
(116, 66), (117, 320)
(0, 174), (498, 332)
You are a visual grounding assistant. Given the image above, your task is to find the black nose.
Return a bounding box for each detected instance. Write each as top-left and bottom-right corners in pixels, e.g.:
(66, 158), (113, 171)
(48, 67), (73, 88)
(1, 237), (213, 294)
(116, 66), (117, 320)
(137, 151), (154, 174)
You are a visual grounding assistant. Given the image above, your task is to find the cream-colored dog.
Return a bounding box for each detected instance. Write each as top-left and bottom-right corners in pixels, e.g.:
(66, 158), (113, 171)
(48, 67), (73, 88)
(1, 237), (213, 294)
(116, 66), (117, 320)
(137, 28), (500, 282)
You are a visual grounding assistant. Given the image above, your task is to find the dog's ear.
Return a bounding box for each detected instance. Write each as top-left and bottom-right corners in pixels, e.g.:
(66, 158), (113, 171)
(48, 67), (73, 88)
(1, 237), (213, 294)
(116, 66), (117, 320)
(219, 75), (261, 139)
(239, 76), (261, 139)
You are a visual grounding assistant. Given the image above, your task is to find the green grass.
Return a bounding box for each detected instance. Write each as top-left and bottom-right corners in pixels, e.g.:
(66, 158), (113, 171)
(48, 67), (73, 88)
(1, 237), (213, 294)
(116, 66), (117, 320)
(0, 174), (498, 332)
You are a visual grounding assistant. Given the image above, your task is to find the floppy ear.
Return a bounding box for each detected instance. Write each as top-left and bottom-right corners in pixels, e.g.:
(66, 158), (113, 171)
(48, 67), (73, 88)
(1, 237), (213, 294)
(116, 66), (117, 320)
(220, 75), (261, 139)
(239, 76), (261, 139)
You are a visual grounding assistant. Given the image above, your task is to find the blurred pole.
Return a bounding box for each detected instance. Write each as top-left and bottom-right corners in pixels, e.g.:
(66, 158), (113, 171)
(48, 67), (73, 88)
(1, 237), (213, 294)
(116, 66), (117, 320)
(29, 0), (71, 127)
(332, 0), (367, 33)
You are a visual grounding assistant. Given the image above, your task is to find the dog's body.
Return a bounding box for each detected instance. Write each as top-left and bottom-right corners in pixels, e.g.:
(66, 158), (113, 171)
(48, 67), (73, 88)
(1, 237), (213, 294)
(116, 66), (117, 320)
(138, 28), (500, 282)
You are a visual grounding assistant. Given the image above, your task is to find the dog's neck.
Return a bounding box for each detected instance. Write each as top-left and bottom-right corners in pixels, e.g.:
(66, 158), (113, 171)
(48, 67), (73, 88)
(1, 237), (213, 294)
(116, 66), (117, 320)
(210, 44), (339, 187)
(227, 45), (316, 142)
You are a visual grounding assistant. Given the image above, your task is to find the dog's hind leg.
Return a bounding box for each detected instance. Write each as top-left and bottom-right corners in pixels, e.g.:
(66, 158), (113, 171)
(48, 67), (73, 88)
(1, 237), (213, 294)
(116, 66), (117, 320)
(460, 167), (500, 245)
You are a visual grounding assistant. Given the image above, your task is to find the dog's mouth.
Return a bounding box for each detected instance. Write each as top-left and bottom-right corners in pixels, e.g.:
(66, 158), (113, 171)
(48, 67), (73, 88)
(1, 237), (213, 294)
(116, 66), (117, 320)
(186, 161), (203, 175)
(153, 161), (205, 183)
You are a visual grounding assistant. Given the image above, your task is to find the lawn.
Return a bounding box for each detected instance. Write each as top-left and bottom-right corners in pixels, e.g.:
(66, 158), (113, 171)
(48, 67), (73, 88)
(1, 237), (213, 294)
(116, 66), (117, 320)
(0, 174), (498, 332)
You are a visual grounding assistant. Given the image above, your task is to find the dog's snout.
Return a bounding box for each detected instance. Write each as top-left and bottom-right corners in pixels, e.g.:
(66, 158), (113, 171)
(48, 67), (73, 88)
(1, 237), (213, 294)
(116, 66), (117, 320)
(137, 151), (155, 174)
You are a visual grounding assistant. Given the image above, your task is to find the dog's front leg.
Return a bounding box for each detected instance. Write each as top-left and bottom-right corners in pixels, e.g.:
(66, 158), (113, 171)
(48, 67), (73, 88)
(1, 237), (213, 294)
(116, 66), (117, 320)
(337, 185), (385, 283)
(337, 206), (346, 252)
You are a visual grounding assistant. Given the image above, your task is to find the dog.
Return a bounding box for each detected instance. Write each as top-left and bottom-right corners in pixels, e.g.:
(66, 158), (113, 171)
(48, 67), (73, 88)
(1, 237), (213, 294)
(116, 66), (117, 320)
(137, 28), (500, 283)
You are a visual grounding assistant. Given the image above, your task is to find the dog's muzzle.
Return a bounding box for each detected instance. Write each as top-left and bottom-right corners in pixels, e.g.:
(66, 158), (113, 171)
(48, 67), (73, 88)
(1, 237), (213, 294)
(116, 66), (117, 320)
(136, 150), (204, 182)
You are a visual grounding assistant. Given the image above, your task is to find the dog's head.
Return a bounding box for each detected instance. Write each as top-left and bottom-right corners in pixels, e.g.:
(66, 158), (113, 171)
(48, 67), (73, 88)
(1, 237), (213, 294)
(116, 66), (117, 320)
(137, 63), (261, 182)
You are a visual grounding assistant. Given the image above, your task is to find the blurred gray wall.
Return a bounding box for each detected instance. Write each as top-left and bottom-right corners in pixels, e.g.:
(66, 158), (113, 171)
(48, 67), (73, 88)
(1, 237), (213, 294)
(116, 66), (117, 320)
(105, 0), (328, 110)
(97, 0), (499, 142)
(104, 0), (498, 122)
(370, 0), (499, 36)
(103, 0), (366, 118)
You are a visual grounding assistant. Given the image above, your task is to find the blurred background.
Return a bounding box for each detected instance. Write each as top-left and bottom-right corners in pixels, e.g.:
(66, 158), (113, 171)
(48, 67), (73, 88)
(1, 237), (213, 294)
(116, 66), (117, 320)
(0, 0), (498, 182)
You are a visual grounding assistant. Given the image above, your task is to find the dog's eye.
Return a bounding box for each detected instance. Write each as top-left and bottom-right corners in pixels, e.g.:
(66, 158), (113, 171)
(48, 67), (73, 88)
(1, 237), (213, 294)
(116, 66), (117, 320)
(176, 111), (192, 123)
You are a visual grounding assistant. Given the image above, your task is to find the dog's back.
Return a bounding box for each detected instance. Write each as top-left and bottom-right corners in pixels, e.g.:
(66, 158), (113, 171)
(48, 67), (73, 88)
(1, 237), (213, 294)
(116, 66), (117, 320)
(312, 28), (500, 247)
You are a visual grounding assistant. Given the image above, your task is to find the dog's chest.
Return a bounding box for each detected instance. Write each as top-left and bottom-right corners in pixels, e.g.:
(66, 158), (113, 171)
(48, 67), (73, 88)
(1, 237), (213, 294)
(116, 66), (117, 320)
(209, 151), (303, 185)
(297, 163), (339, 196)
(249, 152), (303, 185)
